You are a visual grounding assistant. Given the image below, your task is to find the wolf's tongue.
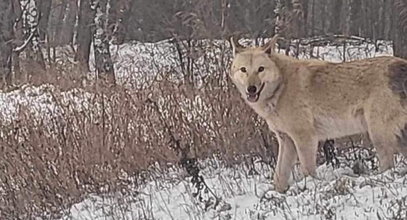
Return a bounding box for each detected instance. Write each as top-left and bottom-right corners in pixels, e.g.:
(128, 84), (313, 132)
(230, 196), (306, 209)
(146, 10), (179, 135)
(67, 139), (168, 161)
(247, 94), (258, 102)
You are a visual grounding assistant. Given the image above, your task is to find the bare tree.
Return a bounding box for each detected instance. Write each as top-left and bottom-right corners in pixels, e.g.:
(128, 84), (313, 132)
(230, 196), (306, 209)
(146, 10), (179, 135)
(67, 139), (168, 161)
(328, 0), (343, 34)
(107, 0), (133, 44)
(75, 0), (94, 72)
(349, 0), (362, 36)
(274, 0), (306, 39)
(291, 0), (307, 38)
(37, 0), (52, 42)
(393, 0), (407, 59)
(0, 0), (14, 86)
(92, 0), (115, 83)
(60, 0), (78, 45)
(48, 0), (67, 46)
(12, 0), (23, 80)
(21, 0), (46, 74)
(228, 0), (276, 39)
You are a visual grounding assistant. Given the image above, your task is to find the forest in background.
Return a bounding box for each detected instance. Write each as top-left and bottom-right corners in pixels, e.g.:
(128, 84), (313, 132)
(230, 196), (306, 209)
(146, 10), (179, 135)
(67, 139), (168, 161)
(1, 1), (407, 219)
(0, 0), (406, 87)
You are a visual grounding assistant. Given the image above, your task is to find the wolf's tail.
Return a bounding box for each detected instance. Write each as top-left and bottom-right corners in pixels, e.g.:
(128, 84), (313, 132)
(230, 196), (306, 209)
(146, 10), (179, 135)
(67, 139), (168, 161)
(388, 61), (407, 106)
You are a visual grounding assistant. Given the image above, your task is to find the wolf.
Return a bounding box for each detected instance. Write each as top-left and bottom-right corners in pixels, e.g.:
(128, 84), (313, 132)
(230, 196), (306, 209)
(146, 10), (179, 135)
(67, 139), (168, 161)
(229, 35), (407, 193)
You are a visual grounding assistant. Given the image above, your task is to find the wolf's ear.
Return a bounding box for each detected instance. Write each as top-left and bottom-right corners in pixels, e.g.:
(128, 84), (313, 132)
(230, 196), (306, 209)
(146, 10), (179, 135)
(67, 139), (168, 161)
(262, 35), (279, 55)
(230, 36), (244, 56)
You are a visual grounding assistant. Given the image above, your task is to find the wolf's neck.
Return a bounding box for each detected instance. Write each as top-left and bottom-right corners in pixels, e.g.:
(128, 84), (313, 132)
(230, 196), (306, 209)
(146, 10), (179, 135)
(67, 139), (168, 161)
(265, 80), (284, 111)
(269, 53), (298, 68)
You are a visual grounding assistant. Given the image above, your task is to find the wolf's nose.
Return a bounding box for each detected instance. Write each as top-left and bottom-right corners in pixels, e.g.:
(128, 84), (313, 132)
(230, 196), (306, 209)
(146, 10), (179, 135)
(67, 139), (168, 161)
(247, 85), (257, 94)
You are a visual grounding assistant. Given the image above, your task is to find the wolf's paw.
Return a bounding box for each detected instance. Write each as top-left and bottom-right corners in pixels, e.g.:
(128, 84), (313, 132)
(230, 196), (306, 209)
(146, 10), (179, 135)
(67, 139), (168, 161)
(255, 183), (274, 197)
(259, 187), (287, 203)
(290, 174), (325, 194)
(256, 182), (288, 197)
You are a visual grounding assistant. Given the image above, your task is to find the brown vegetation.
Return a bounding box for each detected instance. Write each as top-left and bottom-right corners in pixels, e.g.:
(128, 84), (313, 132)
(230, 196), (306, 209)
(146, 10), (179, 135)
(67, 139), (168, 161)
(0, 62), (277, 218)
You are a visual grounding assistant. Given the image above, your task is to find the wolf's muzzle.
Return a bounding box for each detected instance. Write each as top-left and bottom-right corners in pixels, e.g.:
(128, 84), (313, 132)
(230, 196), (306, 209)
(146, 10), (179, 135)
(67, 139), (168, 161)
(246, 83), (265, 103)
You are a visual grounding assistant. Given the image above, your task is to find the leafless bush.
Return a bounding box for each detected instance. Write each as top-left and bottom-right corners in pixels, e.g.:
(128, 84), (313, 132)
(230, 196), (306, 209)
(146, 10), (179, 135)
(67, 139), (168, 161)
(0, 51), (276, 218)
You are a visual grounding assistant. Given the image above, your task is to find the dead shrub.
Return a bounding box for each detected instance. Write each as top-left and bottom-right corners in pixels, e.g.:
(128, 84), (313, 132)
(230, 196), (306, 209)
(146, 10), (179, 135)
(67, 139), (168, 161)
(0, 63), (276, 219)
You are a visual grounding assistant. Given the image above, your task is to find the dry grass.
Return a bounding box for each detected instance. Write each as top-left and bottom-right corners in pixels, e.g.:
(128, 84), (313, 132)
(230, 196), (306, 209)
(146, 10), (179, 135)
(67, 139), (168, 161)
(0, 59), (276, 219)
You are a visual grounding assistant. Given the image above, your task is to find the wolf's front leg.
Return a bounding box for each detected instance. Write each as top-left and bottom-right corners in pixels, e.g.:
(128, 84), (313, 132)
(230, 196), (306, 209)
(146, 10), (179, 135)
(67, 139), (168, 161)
(273, 132), (298, 193)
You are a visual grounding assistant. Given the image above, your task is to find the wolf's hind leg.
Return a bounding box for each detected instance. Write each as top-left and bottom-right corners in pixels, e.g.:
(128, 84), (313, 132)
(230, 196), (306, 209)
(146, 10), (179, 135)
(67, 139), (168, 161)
(366, 119), (397, 172)
(290, 132), (319, 178)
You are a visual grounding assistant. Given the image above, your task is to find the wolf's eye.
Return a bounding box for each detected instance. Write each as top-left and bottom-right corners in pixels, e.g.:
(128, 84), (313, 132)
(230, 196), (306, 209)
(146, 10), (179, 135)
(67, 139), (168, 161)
(240, 67), (247, 72)
(258, 66), (264, 72)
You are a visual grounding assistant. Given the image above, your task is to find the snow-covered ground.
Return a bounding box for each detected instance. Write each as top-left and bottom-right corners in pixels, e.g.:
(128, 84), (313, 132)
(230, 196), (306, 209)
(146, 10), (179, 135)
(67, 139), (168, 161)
(60, 157), (407, 220)
(2, 38), (404, 220)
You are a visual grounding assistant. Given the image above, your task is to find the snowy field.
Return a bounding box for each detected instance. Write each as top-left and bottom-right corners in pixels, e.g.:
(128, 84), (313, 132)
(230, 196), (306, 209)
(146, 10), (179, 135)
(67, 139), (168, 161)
(2, 38), (405, 220)
(61, 158), (407, 220)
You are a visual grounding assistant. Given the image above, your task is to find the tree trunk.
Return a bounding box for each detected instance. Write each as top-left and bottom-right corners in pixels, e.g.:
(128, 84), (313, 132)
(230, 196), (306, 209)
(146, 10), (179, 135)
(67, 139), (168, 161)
(12, 0), (23, 81)
(75, 0), (94, 72)
(328, 0), (342, 34)
(291, 0), (306, 38)
(93, 0), (116, 84)
(119, 0), (135, 43)
(37, 0), (52, 42)
(23, 0), (46, 75)
(0, 0), (14, 86)
(384, 0), (394, 39)
(321, 0), (327, 33)
(349, 0), (362, 36)
(60, 0), (78, 45)
(393, 0), (407, 59)
(108, 0), (133, 44)
(377, 0), (385, 39)
(302, 0), (309, 36)
(311, 0), (315, 36)
(49, 0), (67, 46)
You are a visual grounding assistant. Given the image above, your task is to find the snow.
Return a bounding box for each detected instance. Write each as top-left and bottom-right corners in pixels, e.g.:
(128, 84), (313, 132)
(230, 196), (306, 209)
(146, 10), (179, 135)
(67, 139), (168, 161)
(0, 84), (96, 123)
(1, 38), (404, 220)
(59, 158), (407, 220)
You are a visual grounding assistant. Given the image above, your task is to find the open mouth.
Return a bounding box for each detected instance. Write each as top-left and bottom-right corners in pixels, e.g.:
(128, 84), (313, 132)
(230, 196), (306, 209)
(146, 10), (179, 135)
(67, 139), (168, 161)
(246, 83), (265, 103)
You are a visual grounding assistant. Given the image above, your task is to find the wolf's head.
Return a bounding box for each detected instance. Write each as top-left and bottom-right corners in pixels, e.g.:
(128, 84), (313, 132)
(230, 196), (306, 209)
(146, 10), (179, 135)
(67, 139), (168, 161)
(229, 36), (282, 104)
